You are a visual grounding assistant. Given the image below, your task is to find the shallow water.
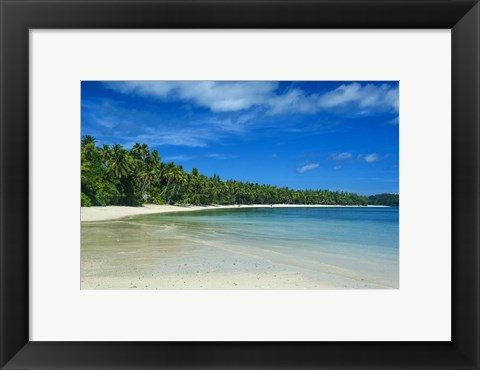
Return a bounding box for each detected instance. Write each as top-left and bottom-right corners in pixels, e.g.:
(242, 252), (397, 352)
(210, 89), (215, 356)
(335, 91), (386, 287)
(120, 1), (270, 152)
(81, 207), (399, 289)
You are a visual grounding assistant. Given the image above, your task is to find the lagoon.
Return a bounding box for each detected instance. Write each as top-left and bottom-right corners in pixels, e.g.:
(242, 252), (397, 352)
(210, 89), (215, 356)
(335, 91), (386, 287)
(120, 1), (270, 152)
(81, 206), (399, 289)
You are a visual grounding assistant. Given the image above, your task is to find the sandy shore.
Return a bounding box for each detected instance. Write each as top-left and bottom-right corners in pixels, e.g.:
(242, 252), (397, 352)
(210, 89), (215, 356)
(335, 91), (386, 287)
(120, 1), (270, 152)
(81, 203), (384, 222)
(81, 218), (395, 289)
(81, 203), (397, 289)
(81, 272), (361, 290)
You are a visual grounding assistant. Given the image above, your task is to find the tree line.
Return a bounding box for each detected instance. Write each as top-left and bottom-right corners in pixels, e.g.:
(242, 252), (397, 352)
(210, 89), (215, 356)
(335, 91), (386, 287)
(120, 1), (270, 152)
(81, 136), (399, 207)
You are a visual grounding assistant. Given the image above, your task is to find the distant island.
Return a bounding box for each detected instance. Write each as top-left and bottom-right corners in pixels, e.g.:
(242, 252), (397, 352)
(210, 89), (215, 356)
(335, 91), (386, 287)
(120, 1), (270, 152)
(81, 135), (399, 208)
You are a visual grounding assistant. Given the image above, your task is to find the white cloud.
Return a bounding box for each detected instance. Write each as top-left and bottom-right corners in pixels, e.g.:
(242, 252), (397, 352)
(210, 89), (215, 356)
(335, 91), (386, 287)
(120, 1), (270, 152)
(105, 81), (175, 98)
(267, 89), (319, 115)
(363, 153), (381, 163)
(82, 97), (227, 148)
(388, 116), (399, 125)
(329, 152), (386, 164)
(204, 114), (256, 133)
(132, 126), (219, 148)
(334, 165), (342, 170)
(237, 114), (255, 124)
(331, 152), (353, 160)
(206, 153), (229, 160)
(267, 83), (398, 115)
(104, 81), (398, 116)
(296, 163), (320, 173)
(105, 81), (278, 112)
(318, 83), (399, 112)
(96, 118), (117, 129)
(182, 82), (277, 112)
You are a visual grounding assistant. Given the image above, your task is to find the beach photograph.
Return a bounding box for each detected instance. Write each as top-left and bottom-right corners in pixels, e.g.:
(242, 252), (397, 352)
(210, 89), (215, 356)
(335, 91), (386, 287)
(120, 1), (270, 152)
(81, 81), (399, 289)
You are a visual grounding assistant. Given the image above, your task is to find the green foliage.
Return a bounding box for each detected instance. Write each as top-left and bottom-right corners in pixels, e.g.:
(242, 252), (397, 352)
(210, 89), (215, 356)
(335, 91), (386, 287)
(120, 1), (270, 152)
(81, 137), (123, 206)
(81, 192), (92, 207)
(81, 136), (398, 207)
(368, 193), (399, 206)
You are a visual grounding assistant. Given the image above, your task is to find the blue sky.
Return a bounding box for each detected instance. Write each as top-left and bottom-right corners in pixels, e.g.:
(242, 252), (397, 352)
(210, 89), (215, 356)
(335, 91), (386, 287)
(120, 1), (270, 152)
(81, 81), (399, 195)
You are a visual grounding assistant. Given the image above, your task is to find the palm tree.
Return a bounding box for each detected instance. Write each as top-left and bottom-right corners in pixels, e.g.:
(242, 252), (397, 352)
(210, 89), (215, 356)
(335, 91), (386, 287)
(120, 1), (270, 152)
(108, 144), (131, 178)
(130, 146), (161, 201)
(149, 150), (161, 170)
(80, 151), (90, 183)
(156, 162), (174, 199)
(81, 135), (96, 148)
(137, 169), (157, 198)
(130, 143), (150, 161)
(161, 165), (186, 203)
(100, 144), (111, 166)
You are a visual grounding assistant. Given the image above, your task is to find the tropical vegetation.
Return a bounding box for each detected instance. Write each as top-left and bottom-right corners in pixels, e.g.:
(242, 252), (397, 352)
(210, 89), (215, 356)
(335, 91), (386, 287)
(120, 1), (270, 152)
(367, 193), (399, 206)
(81, 136), (399, 207)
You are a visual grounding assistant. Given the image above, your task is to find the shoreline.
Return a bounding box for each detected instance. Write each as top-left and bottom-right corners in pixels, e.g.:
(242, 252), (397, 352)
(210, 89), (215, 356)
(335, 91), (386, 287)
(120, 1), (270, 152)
(81, 204), (389, 222)
(81, 204), (398, 289)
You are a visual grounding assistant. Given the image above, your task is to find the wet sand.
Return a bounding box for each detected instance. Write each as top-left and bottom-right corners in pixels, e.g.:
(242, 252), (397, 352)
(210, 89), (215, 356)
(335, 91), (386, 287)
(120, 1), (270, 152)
(81, 214), (398, 290)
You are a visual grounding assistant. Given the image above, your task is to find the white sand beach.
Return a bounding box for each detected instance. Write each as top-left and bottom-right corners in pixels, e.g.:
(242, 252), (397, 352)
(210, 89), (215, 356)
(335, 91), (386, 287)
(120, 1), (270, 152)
(81, 218), (395, 290)
(81, 203), (384, 222)
(80, 203), (397, 290)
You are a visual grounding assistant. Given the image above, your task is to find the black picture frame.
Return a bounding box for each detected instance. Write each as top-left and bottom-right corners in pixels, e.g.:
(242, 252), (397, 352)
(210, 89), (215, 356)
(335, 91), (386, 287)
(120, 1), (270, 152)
(1, 0), (479, 369)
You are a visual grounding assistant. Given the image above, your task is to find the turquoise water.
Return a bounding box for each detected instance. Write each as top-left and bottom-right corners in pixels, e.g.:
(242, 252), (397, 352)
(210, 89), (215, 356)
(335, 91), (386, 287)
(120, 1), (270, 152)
(133, 206), (398, 286)
(135, 206), (398, 252)
(82, 206), (399, 289)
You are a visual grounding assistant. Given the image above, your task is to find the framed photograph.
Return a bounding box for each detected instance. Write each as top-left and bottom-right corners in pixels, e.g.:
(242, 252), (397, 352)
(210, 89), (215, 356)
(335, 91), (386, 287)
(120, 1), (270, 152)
(80, 79), (400, 291)
(1, 0), (479, 369)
